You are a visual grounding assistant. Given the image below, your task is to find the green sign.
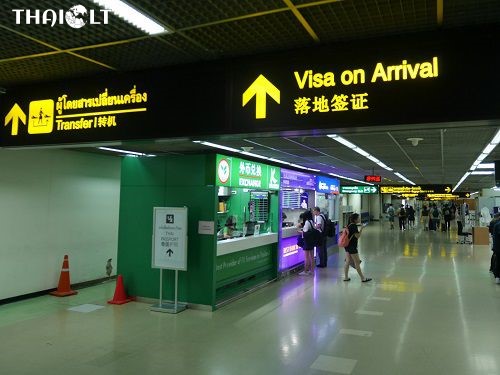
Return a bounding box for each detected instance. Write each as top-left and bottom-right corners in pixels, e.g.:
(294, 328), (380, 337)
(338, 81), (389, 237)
(341, 185), (378, 194)
(216, 154), (280, 190)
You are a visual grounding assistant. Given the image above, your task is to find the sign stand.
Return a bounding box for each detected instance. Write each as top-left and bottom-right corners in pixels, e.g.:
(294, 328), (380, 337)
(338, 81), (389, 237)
(150, 207), (188, 314)
(150, 269), (187, 314)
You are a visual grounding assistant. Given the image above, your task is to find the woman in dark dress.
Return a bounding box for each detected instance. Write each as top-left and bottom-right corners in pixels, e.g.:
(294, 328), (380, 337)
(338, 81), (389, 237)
(343, 213), (372, 282)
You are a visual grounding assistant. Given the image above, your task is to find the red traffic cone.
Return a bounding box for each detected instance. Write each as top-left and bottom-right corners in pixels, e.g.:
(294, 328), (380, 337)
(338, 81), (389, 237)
(108, 275), (134, 305)
(50, 255), (78, 297)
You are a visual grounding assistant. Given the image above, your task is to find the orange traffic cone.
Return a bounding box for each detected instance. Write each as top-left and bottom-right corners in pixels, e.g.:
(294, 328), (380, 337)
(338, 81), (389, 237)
(108, 275), (134, 305)
(50, 255), (77, 297)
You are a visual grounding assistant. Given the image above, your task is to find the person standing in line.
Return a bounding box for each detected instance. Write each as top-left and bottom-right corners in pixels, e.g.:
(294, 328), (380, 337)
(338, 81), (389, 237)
(489, 213), (500, 273)
(492, 218), (500, 284)
(421, 204), (430, 230)
(430, 204), (441, 231)
(386, 204), (395, 230)
(298, 210), (315, 276)
(313, 207), (327, 268)
(443, 204), (452, 231)
(343, 213), (372, 283)
(397, 204), (406, 231)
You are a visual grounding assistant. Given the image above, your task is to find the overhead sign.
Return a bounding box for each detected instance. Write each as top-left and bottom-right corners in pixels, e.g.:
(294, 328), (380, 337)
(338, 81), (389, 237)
(364, 175), (381, 183)
(216, 154), (280, 190)
(152, 207), (188, 271)
(380, 185), (453, 195)
(1, 26), (499, 147)
(315, 176), (340, 194)
(341, 185), (379, 194)
(281, 169), (315, 189)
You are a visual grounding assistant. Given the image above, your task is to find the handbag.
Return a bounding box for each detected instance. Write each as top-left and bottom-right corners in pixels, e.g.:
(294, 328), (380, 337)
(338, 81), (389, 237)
(297, 234), (305, 248)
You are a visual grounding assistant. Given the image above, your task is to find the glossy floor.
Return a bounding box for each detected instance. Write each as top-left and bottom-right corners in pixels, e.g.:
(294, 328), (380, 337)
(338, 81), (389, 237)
(1, 223), (499, 375)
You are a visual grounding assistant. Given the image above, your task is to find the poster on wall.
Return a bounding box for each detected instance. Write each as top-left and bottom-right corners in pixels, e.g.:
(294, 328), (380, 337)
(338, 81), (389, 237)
(152, 207), (188, 271)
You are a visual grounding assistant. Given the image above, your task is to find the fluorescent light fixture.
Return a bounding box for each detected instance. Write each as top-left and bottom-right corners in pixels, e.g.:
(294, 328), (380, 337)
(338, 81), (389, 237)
(193, 141), (322, 173)
(476, 153), (488, 162)
(470, 191), (479, 196)
(394, 172), (416, 185)
(482, 143), (496, 154)
(328, 133), (401, 178)
(92, 0), (167, 35)
(98, 146), (155, 157)
(353, 147), (370, 157)
(470, 171), (494, 175)
(329, 173), (373, 185)
(477, 163), (495, 169)
(452, 172), (471, 192)
(491, 129), (500, 145)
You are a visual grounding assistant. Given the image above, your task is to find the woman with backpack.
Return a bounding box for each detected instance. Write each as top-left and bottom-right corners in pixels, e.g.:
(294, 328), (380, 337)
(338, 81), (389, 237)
(342, 213), (372, 283)
(298, 210), (317, 276)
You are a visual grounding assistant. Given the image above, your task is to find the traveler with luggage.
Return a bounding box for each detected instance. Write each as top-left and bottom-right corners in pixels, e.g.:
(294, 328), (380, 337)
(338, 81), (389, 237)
(341, 213), (372, 283)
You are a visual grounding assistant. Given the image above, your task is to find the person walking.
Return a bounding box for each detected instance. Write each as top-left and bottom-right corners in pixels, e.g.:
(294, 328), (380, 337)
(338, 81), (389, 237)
(421, 204), (429, 230)
(386, 204), (395, 230)
(443, 204), (452, 231)
(407, 205), (415, 229)
(313, 207), (328, 268)
(492, 218), (500, 284)
(397, 204), (406, 231)
(430, 204), (441, 231)
(343, 213), (372, 283)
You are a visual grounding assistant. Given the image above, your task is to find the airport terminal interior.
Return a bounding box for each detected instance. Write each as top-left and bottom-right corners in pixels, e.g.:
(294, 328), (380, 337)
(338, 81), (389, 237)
(1, 1), (500, 374)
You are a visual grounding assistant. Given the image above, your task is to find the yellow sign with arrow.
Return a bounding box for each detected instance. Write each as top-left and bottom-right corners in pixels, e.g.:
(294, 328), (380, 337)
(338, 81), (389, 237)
(242, 75), (280, 119)
(4, 103), (26, 136)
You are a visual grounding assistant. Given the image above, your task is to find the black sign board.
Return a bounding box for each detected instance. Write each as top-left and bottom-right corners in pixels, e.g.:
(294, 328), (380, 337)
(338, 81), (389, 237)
(1, 26), (499, 147)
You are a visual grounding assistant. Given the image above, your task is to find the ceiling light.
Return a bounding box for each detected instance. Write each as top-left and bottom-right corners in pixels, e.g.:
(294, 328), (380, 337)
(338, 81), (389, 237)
(477, 163), (495, 169)
(329, 173), (373, 185)
(470, 171), (494, 175)
(328, 134), (405, 181)
(92, 0), (168, 35)
(98, 146), (154, 157)
(394, 172), (415, 185)
(482, 143), (496, 154)
(452, 172), (471, 192)
(491, 129), (500, 145)
(470, 191), (479, 196)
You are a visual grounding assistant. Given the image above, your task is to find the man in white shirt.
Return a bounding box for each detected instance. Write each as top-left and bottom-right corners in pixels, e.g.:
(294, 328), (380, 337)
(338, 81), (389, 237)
(313, 207), (327, 268)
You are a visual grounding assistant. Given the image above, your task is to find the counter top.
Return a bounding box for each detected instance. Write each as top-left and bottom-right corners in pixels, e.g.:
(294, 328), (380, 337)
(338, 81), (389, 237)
(217, 233), (278, 256)
(281, 226), (300, 239)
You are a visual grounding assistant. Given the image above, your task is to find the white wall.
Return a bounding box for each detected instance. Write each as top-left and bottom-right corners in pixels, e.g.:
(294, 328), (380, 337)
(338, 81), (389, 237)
(0, 149), (121, 300)
(348, 194), (362, 213)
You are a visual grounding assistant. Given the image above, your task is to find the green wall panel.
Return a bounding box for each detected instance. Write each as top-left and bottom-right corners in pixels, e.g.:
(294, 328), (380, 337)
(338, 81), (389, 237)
(121, 157), (166, 186)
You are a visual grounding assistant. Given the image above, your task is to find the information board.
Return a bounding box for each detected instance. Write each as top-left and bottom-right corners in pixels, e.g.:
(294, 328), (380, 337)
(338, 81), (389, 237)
(341, 185), (379, 194)
(152, 207), (188, 270)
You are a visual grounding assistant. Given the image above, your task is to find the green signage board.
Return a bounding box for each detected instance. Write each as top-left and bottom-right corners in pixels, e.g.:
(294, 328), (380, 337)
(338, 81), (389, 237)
(341, 185), (379, 194)
(216, 154), (280, 190)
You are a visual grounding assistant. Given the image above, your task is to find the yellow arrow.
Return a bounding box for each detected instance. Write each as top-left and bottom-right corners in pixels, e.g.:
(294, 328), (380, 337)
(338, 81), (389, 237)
(242, 74), (280, 119)
(444, 186), (451, 193)
(4, 103), (26, 136)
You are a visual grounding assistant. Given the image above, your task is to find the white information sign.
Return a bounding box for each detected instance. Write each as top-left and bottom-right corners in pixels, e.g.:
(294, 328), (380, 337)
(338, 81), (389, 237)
(152, 207), (188, 270)
(198, 221), (215, 235)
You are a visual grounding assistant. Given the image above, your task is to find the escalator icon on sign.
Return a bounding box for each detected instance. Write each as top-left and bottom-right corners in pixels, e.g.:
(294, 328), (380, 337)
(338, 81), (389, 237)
(28, 99), (54, 134)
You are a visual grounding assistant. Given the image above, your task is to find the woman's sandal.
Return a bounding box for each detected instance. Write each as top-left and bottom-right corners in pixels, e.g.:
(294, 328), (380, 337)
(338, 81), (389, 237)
(343, 278), (351, 282)
(362, 278), (372, 283)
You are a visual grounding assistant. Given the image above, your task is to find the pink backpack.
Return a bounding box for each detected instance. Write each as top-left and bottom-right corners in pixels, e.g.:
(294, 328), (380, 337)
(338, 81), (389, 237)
(338, 226), (351, 247)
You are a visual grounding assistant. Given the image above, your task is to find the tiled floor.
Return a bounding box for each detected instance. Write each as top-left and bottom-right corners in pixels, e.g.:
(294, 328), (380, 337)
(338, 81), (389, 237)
(1, 222), (499, 374)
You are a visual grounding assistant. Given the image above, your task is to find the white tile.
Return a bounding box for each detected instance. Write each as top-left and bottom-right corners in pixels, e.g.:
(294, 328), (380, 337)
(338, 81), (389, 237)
(339, 328), (373, 337)
(311, 355), (357, 374)
(67, 304), (105, 313)
(355, 310), (384, 316)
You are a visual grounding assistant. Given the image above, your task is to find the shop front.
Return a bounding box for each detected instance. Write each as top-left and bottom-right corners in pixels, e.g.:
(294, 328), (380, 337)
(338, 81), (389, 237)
(279, 169), (316, 273)
(314, 175), (341, 251)
(214, 155), (280, 303)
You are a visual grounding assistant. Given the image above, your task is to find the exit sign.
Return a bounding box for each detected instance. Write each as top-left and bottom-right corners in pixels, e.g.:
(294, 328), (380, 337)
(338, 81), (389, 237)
(365, 175), (381, 183)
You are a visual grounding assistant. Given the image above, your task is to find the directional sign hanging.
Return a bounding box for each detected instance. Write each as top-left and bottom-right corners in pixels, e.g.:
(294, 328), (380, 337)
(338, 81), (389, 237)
(341, 185), (379, 194)
(242, 74), (280, 119)
(4, 103), (26, 136)
(380, 185), (453, 195)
